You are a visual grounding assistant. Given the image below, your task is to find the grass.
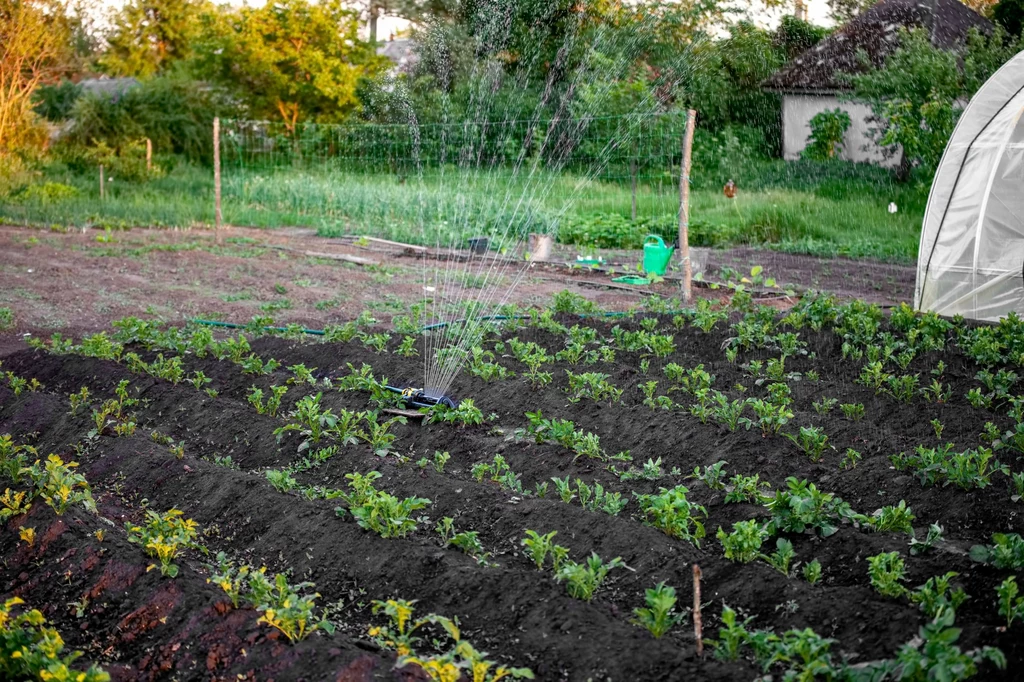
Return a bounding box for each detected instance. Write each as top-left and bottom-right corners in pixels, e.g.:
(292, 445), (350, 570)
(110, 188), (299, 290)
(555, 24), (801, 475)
(1, 157), (926, 263)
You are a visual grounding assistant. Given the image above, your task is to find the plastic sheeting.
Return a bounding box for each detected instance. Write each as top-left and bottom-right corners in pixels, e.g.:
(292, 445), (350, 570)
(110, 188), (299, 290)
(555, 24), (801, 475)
(915, 51), (1024, 321)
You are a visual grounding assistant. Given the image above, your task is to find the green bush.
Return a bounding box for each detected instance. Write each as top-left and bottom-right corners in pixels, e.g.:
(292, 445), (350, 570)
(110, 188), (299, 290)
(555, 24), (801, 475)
(803, 109), (851, 160)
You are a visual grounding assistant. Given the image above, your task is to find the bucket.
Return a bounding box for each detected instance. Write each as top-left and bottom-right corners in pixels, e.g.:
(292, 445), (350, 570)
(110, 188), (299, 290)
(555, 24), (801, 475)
(642, 235), (674, 276)
(527, 233), (554, 261)
(467, 237), (490, 255)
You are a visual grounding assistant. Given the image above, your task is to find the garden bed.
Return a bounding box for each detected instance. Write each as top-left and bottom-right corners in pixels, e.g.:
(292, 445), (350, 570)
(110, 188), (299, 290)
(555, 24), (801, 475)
(1, 299), (1022, 680)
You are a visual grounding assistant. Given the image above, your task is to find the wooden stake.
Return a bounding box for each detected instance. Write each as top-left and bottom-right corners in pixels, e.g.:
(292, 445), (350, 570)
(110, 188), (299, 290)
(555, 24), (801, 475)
(678, 109), (696, 304)
(692, 563), (704, 656)
(630, 158), (637, 222)
(213, 117), (222, 245)
(146, 138), (152, 172)
(99, 164), (104, 200)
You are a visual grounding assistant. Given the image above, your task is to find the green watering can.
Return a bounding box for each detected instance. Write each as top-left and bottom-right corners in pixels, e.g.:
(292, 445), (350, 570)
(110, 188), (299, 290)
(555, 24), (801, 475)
(642, 235), (674, 276)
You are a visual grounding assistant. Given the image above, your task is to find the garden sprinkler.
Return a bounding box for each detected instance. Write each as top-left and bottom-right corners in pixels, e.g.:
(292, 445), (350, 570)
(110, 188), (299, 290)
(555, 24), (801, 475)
(398, 386), (460, 410)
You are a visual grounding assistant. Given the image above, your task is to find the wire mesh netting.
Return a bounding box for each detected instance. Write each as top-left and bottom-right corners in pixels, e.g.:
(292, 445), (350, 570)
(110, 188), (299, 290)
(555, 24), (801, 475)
(219, 112), (690, 248)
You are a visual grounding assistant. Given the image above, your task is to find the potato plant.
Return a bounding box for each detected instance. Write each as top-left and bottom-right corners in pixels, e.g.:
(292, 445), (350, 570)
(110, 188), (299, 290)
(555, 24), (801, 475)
(632, 582), (686, 638)
(125, 509), (200, 578)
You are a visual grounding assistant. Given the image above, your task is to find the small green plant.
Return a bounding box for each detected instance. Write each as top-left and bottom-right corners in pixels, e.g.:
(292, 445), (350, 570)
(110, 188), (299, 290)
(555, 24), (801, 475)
(208, 552), (251, 608)
(970, 533), (1024, 569)
(910, 572), (968, 619)
(23, 454), (96, 514)
(803, 559), (822, 584)
(840, 403), (865, 421)
(717, 519), (769, 563)
(68, 386), (90, 415)
(247, 570), (334, 643)
(360, 413), (407, 457)
(555, 552), (626, 601)
(431, 450), (450, 473)
(812, 397), (837, 415)
(869, 500), (915, 534)
(425, 399), (483, 427)
(125, 508), (200, 577)
(635, 485), (706, 546)
(337, 471), (430, 539)
(690, 460), (729, 490)
(840, 448), (862, 470)
(910, 523), (945, 556)
(867, 551), (909, 598)
(248, 385), (288, 416)
(564, 371), (623, 403)
(0, 597), (110, 681)
(632, 582), (686, 638)
(764, 538), (797, 576)
(997, 576), (1024, 628)
(265, 469), (297, 493)
(784, 426), (832, 462)
(274, 393), (337, 451)
(521, 530), (563, 570)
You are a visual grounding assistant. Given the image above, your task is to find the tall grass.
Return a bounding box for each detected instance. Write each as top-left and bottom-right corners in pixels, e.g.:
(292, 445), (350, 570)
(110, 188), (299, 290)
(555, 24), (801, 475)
(0, 158), (924, 262)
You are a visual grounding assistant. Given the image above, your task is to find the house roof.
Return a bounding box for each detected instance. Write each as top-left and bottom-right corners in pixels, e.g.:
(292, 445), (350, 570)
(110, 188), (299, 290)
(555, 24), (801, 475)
(377, 38), (417, 71)
(763, 0), (992, 92)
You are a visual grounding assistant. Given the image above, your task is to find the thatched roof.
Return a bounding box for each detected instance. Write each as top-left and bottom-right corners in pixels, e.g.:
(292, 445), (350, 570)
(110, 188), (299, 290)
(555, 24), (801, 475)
(763, 0), (992, 93)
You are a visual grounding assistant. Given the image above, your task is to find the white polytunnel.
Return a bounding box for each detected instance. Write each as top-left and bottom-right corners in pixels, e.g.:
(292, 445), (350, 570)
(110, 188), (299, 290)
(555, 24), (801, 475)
(915, 50), (1024, 322)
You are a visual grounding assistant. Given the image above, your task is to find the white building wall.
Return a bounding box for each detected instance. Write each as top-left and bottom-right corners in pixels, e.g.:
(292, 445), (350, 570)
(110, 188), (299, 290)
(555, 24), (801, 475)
(782, 93), (899, 167)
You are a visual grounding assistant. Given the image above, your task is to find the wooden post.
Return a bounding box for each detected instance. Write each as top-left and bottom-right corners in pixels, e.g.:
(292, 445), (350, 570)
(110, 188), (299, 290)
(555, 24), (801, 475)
(630, 158), (637, 222)
(678, 110), (696, 303)
(213, 117), (222, 245)
(146, 138), (152, 172)
(692, 563), (704, 656)
(99, 165), (105, 200)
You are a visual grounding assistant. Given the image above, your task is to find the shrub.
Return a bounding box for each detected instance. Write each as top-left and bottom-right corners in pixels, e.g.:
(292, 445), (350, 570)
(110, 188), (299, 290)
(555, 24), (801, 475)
(802, 108), (851, 160)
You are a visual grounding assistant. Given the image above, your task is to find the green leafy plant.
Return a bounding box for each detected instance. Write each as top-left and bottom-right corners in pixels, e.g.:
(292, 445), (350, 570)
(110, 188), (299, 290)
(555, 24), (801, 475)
(337, 471), (430, 539)
(274, 393), (337, 451)
(840, 403), (865, 421)
(246, 569), (334, 643)
(632, 582), (687, 638)
(803, 559), (822, 584)
(784, 426), (832, 462)
(717, 519), (769, 563)
(910, 572), (968, 619)
(265, 469), (297, 493)
(360, 413), (407, 457)
(764, 538), (797, 576)
(555, 552), (626, 601)
(867, 551), (909, 598)
(970, 533), (1024, 569)
(635, 485), (707, 546)
(564, 371), (623, 403)
(248, 385), (288, 416)
(869, 500), (915, 534)
(997, 576), (1024, 628)
(766, 477), (866, 537)
(521, 530), (562, 570)
(910, 523), (945, 556)
(125, 508), (200, 577)
(840, 448), (862, 470)
(0, 596), (110, 681)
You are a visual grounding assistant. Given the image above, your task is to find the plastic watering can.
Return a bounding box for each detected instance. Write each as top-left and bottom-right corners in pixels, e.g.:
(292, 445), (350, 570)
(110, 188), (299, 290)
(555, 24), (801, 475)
(642, 235), (674, 276)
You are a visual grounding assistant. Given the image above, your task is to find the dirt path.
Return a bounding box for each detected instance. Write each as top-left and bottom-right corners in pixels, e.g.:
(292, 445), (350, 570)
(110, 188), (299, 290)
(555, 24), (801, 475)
(0, 225), (915, 354)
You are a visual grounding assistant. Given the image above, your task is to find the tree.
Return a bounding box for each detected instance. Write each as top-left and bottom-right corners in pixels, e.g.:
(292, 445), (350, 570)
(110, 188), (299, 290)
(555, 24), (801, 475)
(826, 0), (872, 25)
(0, 0), (70, 154)
(101, 0), (208, 77)
(350, 0), (455, 42)
(850, 26), (1023, 178)
(193, 0), (386, 132)
(994, 0), (1024, 37)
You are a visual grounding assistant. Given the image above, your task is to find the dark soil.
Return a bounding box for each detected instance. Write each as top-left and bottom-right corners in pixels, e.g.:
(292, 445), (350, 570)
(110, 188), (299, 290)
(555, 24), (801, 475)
(1, 311), (1020, 681)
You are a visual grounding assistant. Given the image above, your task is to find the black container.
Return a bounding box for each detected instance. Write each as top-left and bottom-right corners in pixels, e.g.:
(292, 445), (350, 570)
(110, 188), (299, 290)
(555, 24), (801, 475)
(467, 237), (490, 254)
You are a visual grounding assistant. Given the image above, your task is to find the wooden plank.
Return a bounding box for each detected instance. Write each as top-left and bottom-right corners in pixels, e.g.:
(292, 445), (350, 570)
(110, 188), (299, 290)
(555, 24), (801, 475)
(358, 236), (428, 252)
